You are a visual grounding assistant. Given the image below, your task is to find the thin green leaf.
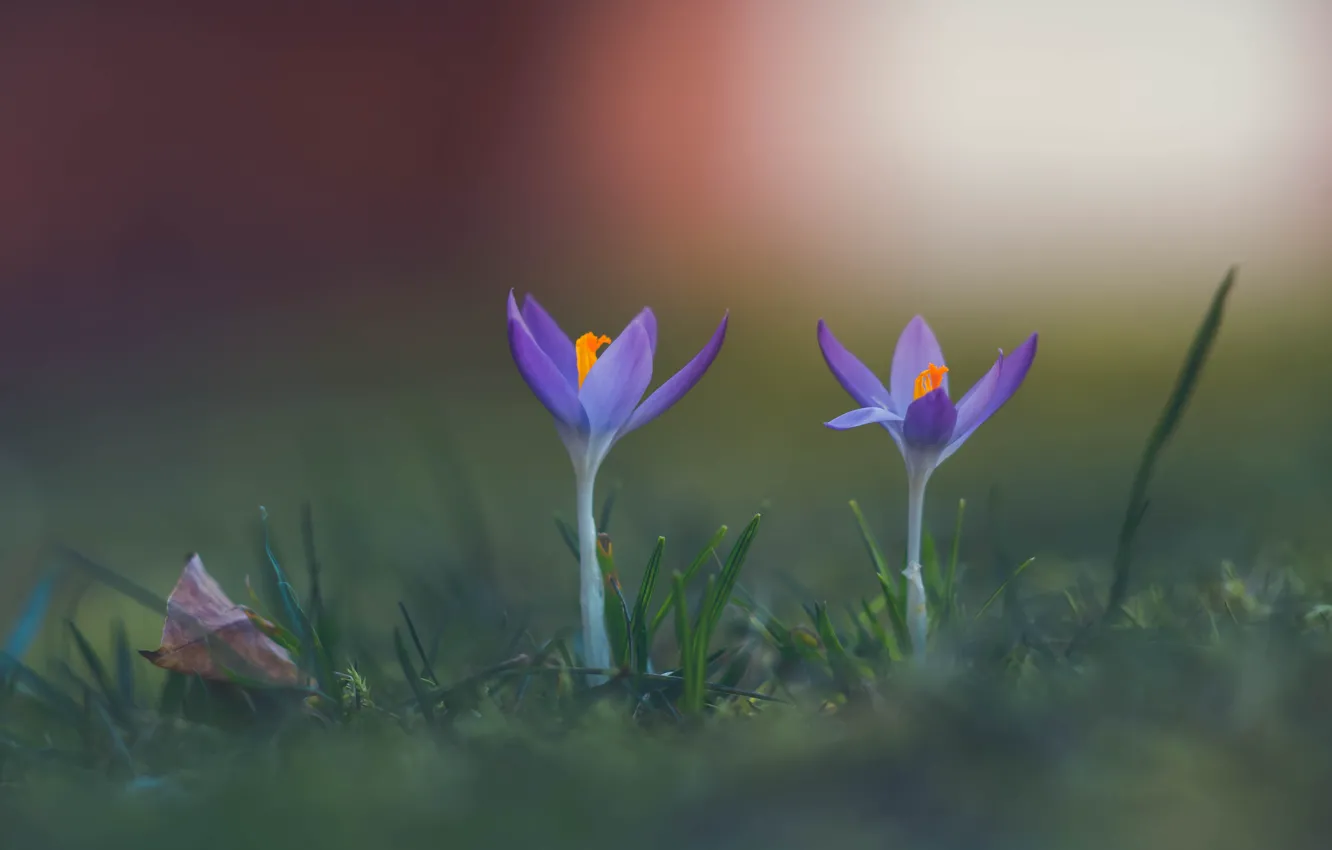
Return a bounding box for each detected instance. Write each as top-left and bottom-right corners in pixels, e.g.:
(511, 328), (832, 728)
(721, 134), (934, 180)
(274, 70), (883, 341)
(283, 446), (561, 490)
(157, 672), (187, 717)
(648, 525), (729, 641)
(671, 572), (700, 714)
(66, 621), (130, 729)
(973, 558), (1037, 623)
(300, 501), (325, 632)
(1075, 267), (1236, 652)
(393, 627), (434, 723)
(849, 501), (893, 592)
(630, 537), (666, 674)
(941, 498), (967, 627)
(554, 515), (580, 563)
(597, 535), (632, 671)
(598, 483), (620, 534)
(696, 515), (762, 651)
(398, 602), (438, 687)
(111, 620), (134, 707)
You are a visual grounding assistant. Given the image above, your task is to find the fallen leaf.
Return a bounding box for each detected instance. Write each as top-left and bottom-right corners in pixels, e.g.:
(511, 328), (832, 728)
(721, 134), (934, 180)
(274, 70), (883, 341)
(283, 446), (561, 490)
(140, 553), (305, 688)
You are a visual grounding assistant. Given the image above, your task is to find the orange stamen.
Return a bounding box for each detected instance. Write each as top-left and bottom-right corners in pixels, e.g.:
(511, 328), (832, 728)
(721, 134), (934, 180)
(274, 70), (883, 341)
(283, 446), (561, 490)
(576, 332), (612, 387)
(913, 363), (949, 400)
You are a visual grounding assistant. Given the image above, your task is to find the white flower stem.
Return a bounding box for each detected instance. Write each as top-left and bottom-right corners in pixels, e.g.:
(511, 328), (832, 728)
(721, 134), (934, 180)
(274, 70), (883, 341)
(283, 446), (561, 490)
(903, 467), (932, 661)
(575, 470), (612, 680)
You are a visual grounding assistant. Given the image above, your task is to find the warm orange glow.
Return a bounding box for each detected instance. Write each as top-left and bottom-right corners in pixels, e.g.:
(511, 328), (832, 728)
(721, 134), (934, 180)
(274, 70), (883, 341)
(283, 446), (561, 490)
(576, 332), (613, 387)
(913, 363), (949, 399)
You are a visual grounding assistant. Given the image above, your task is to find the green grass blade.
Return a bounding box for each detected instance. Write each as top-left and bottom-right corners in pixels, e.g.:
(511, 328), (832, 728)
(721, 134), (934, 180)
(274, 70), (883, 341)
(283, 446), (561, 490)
(554, 515), (580, 563)
(941, 498), (967, 627)
(921, 530), (943, 608)
(300, 501), (325, 633)
(111, 620), (135, 707)
(66, 621), (130, 729)
(3, 565), (61, 660)
(973, 558), (1036, 623)
(648, 525), (729, 641)
(157, 672), (187, 716)
(630, 537), (666, 674)
(51, 546), (168, 616)
(1078, 267), (1237, 650)
(392, 627), (434, 723)
(598, 483), (620, 534)
(696, 514), (762, 651)
(398, 602), (438, 687)
(670, 572), (700, 713)
(849, 501), (893, 592)
(596, 535), (631, 671)
(690, 575), (717, 709)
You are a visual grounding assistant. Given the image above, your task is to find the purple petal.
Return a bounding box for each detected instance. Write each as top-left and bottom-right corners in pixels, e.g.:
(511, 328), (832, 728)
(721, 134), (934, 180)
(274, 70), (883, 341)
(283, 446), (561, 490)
(902, 389), (957, 449)
(825, 406), (903, 430)
(620, 312), (727, 437)
(521, 295), (577, 389)
(627, 307), (658, 354)
(817, 320), (894, 412)
(508, 291), (584, 428)
(938, 332), (1038, 463)
(890, 315), (948, 412)
(947, 354), (1004, 442)
(578, 316), (654, 437)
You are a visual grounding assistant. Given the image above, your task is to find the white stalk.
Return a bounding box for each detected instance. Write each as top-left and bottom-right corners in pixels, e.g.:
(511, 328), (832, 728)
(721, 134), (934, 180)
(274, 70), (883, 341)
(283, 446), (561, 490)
(903, 466), (933, 661)
(575, 467), (612, 681)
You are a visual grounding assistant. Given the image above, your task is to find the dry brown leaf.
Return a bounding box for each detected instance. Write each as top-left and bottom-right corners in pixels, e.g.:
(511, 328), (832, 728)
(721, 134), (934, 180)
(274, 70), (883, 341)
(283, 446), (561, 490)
(140, 553), (305, 688)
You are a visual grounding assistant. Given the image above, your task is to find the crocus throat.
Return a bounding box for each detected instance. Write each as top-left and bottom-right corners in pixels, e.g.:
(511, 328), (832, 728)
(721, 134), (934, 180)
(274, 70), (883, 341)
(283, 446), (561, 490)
(913, 363), (949, 399)
(576, 332), (613, 387)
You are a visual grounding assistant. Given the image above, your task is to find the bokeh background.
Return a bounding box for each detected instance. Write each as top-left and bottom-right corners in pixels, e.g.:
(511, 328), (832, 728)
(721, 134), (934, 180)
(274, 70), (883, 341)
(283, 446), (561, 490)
(1, 1), (1329, 652)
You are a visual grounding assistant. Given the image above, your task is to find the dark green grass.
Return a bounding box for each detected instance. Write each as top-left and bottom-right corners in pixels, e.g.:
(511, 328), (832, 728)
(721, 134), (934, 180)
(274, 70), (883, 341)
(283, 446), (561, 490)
(5, 268), (1331, 849)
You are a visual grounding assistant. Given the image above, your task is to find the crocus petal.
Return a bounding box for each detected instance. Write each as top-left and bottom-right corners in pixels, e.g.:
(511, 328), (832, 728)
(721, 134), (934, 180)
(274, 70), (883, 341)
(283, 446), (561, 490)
(508, 291), (585, 427)
(824, 406), (903, 430)
(620, 312), (728, 437)
(945, 353), (1004, 445)
(937, 333), (1038, 464)
(578, 316), (654, 437)
(521, 294), (578, 389)
(818, 319), (895, 412)
(902, 389), (957, 449)
(890, 315), (949, 412)
(627, 307), (658, 354)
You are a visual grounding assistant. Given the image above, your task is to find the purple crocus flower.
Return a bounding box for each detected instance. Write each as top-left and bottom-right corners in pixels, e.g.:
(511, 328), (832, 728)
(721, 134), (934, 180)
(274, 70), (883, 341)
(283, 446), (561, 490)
(818, 315), (1037, 658)
(508, 290), (728, 674)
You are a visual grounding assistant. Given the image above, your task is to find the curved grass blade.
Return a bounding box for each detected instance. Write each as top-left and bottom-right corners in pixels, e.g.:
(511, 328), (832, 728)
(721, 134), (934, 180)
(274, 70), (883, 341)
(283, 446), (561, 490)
(630, 537), (665, 674)
(696, 515), (762, 650)
(67, 621), (132, 730)
(554, 515), (580, 563)
(850, 501), (910, 652)
(649, 525), (729, 641)
(393, 627), (434, 723)
(398, 602), (438, 687)
(598, 483), (620, 534)
(973, 558), (1036, 623)
(3, 564), (61, 660)
(1073, 266), (1237, 653)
